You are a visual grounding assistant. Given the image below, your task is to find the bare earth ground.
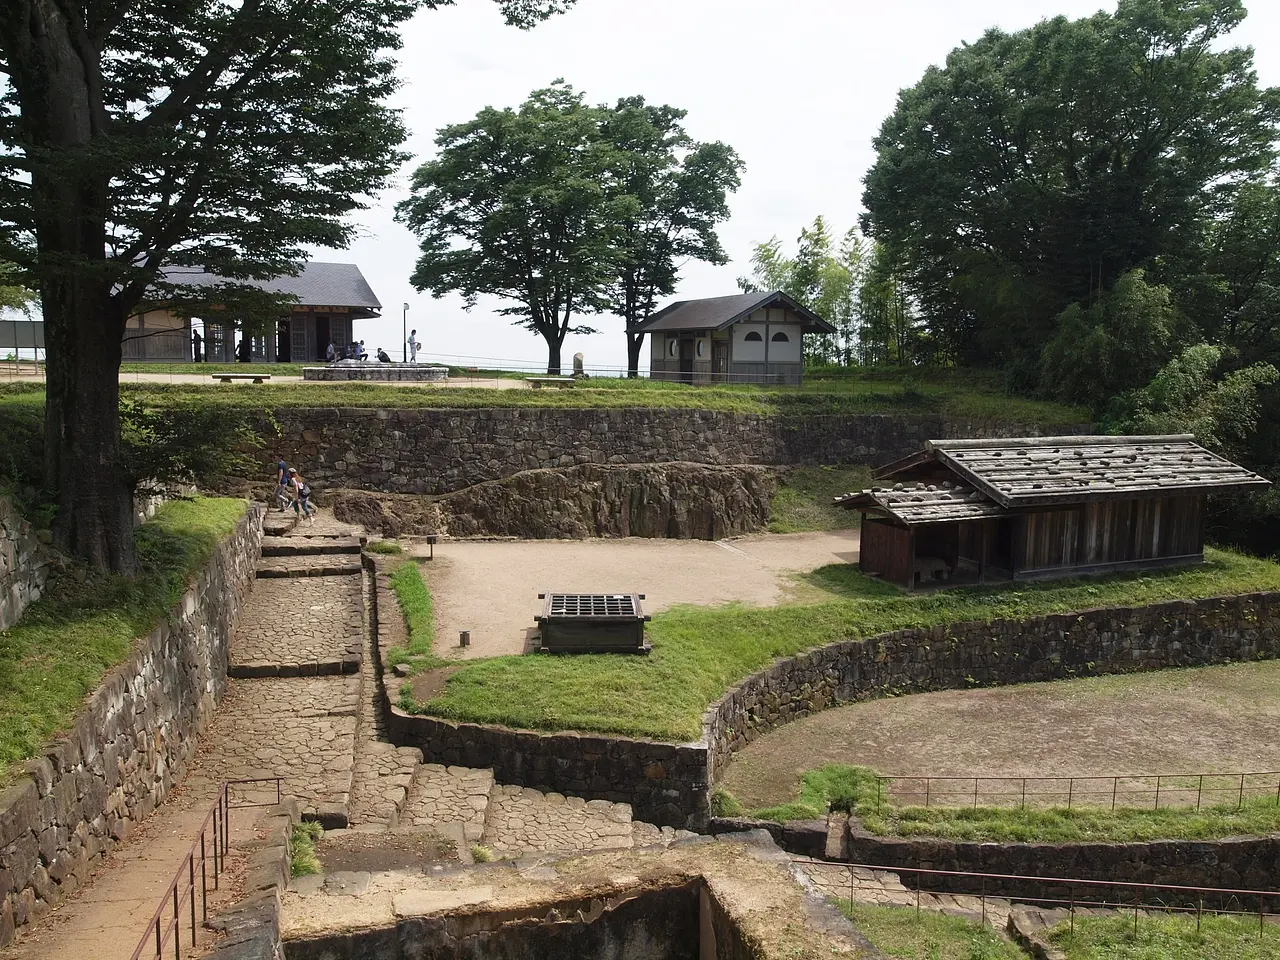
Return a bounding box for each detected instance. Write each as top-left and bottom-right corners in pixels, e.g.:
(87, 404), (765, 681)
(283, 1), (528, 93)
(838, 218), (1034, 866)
(409, 529), (860, 659)
(721, 660), (1280, 810)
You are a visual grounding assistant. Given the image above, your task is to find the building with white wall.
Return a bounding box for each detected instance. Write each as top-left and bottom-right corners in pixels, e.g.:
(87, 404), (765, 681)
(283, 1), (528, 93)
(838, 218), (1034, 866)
(642, 291), (834, 386)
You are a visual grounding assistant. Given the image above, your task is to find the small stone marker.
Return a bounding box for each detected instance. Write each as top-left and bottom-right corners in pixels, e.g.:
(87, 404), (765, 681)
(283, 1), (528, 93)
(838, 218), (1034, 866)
(572, 352), (585, 377)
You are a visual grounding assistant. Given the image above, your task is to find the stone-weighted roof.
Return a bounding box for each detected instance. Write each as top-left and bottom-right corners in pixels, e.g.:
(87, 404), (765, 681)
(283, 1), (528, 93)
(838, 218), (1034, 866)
(835, 482), (1009, 525)
(160, 262), (381, 313)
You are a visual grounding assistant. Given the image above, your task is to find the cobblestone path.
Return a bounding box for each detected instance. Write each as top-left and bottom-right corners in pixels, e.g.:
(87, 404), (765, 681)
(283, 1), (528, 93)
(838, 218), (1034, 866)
(230, 574), (363, 675)
(402, 765), (494, 842)
(480, 785), (636, 854)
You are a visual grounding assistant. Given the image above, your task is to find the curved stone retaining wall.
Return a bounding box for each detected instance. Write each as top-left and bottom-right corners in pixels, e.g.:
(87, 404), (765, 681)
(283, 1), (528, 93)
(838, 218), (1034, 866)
(703, 592), (1280, 786)
(265, 408), (1082, 495)
(0, 503), (262, 944)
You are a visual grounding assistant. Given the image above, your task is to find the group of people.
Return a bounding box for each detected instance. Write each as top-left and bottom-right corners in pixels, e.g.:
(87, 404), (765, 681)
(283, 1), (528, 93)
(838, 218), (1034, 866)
(274, 460), (315, 523)
(322, 330), (421, 364)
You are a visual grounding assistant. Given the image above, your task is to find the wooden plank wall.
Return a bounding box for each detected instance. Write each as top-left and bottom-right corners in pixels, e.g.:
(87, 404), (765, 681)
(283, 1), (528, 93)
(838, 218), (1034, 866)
(860, 519), (913, 586)
(1016, 495), (1204, 573)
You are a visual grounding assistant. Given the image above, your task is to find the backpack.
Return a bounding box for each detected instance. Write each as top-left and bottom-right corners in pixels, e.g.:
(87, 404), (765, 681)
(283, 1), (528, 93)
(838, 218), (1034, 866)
(299, 483), (311, 498)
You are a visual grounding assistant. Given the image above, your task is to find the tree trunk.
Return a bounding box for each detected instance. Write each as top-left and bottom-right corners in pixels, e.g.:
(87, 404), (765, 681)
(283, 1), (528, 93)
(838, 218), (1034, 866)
(626, 329), (644, 379)
(42, 274), (136, 573)
(543, 331), (564, 375)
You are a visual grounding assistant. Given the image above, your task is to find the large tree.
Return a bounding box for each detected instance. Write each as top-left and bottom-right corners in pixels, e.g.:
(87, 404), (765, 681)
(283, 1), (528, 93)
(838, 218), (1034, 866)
(598, 97), (741, 378)
(861, 0), (1280, 370)
(0, 0), (572, 572)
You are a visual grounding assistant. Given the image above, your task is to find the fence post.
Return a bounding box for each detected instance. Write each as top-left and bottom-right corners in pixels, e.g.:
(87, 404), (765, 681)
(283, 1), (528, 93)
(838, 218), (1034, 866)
(1111, 777), (1118, 812)
(1021, 779), (1026, 811)
(1067, 778), (1074, 810)
(1154, 776), (1161, 811)
(1239, 773), (1246, 811)
(973, 778), (979, 810)
(173, 885), (180, 960)
(1069, 884), (1075, 936)
(980, 875), (987, 927)
(925, 779), (930, 808)
(201, 835), (208, 923)
(188, 854), (196, 948)
(1197, 775), (1203, 811)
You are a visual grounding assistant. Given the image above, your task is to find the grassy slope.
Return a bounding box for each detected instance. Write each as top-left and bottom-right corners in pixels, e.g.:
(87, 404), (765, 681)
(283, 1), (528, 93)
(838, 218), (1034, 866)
(0, 497), (246, 781)
(1, 373), (1090, 425)
(384, 560), (443, 671)
(1048, 914), (1280, 959)
(840, 903), (1024, 960)
(768, 466), (872, 533)
(403, 548), (1280, 742)
(745, 764), (1280, 843)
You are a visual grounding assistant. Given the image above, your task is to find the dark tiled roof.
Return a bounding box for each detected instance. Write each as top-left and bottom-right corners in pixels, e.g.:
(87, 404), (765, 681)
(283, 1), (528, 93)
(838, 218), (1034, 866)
(160, 262), (381, 311)
(835, 483), (1008, 525)
(638, 290), (835, 333)
(927, 436), (1269, 507)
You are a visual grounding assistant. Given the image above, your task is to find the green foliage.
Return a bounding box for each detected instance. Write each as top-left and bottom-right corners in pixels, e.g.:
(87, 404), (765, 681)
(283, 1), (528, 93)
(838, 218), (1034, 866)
(469, 844), (494, 863)
(289, 821), (324, 877)
(1047, 912), (1280, 959)
(0, 261), (35, 315)
(0, 497), (245, 782)
(709, 787), (744, 818)
(385, 561), (443, 671)
(862, 0), (1280, 368)
(752, 765), (879, 823)
(1105, 344), (1279, 452)
(398, 82), (741, 375)
(401, 547), (1280, 743)
(768, 466), (872, 534)
(840, 903), (1025, 960)
(365, 539), (403, 555)
(119, 397), (261, 495)
(1040, 272), (1185, 408)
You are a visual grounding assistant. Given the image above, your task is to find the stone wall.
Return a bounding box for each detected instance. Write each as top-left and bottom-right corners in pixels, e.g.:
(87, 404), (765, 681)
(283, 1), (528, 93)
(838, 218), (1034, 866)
(0, 503), (262, 944)
(841, 825), (1279, 909)
(334, 462), (778, 540)
(0, 496), (52, 632)
(265, 408), (1085, 495)
(704, 592), (1280, 786)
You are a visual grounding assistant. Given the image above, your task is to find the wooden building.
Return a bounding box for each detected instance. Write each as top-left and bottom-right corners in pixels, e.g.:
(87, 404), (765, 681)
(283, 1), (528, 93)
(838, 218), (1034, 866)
(835, 435), (1270, 589)
(642, 291), (834, 386)
(123, 262), (381, 362)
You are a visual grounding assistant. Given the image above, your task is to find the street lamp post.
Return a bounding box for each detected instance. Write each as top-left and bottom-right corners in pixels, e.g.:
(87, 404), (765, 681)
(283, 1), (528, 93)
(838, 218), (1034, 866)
(402, 302), (409, 363)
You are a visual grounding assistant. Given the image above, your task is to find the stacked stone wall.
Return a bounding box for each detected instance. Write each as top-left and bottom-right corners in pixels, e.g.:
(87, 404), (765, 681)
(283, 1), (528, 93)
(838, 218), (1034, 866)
(264, 408), (1086, 495)
(0, 496), (51, 632)
(0, 503), (262, 943)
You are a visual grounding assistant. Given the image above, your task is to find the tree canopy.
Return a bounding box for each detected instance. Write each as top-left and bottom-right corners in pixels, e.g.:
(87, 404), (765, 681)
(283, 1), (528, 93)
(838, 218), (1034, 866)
(398, 81), (740, 374)
(0, 0), (572, 571)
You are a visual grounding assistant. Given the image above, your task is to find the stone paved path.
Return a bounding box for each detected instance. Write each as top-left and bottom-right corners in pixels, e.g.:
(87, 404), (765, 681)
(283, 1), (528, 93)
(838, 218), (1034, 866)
(402, 765), (494, 842)
(230, 574), (363, 673)
(480, 785), (636, 854)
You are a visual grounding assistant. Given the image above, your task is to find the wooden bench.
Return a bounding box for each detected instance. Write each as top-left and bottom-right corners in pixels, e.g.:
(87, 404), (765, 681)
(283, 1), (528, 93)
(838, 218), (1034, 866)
(525, 377), (575, 389)
(212, 373), (272, 384)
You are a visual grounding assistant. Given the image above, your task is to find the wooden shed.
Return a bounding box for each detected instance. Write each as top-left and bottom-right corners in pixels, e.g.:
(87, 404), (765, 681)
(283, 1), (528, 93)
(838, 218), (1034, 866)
(835, 435), (1270, 589)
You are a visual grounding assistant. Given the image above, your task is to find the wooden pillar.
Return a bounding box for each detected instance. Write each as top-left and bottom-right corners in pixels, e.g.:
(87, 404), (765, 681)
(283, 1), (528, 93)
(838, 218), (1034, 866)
(907, 529), (916, 591)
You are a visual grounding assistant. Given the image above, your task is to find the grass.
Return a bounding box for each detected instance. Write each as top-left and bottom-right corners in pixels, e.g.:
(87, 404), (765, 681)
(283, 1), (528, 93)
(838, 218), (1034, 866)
(742, 764), (1280, 843)
(384, 561), (444, 672)
(1046, 913), (1280, 959)
(289, 821), (323, 877)
(469, 844), (494, 863)
(840, 903), (1024, 959)
(768, 465), (872, 533)
(0, 371), (1090, 426)
(0, 496), (247, 782)
(399, 547), (1280, 743)
(365, 539), (403, 555)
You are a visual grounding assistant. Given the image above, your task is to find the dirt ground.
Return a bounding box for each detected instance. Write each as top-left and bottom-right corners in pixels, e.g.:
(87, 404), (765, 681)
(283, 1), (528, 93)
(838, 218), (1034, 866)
(409, 529), (859, 659)
(721, 660), (1280, 809)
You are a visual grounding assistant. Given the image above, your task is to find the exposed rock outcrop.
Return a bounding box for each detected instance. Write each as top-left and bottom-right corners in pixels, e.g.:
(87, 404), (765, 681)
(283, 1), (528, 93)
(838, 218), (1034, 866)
(332, 462), (778, 540)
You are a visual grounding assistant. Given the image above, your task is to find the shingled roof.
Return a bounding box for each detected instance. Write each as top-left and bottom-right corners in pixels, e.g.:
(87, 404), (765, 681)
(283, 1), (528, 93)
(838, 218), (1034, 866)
(159, 262), (382, 314)
(835, 483), (1009, 525)
(638, 290), (835, 334)
(880, 435), (1270, 508)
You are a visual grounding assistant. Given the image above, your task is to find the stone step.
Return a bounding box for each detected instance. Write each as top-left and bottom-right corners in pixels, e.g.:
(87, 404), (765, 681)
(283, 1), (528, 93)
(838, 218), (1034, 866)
(402, 764), (495, 843)
(347, 742), (425, 827)
(480, 784), (635, 856)
(262, 513), (298, 536)
(262, 535), (362, 558)
(256, 555), (363, 578)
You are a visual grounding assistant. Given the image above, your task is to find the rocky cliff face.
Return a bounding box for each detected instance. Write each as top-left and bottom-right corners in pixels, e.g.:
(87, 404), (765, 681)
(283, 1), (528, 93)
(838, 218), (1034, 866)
(332, 462), (778, 541)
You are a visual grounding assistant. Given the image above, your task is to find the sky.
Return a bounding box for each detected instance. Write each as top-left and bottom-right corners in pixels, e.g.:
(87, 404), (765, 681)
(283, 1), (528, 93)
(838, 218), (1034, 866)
(328, 0), (1280, 373)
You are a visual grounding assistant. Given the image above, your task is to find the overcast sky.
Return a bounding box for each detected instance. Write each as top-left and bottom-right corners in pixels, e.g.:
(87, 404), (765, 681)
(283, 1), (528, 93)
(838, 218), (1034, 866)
(333, 0), (1280, 372)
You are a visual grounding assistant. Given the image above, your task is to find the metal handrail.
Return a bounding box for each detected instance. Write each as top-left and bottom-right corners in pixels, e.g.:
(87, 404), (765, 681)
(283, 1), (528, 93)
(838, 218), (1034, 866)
(873, 771), (1280, 811)
(799, 860), (1280, 939)
(130, 777), (283, 960)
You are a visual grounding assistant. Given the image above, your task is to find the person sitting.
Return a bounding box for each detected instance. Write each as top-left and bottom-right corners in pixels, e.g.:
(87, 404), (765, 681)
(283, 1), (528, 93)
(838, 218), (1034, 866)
(326, 342), (336, 362)
(376, 347), (392, 363)
(357, 340), (368, 360)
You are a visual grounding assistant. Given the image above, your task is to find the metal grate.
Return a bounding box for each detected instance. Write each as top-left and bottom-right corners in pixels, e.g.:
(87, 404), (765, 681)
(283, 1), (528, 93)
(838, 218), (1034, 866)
(547, 593), (637, 618)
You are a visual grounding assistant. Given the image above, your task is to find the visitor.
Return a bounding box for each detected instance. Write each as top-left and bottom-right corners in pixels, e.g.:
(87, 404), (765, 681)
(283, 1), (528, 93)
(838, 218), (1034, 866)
(192, 329), (203, 363)
(358, 339), (368, 360)
(274, 459), (290, 511)
(287, 467), (315, 524)
(408, 329), (420, 362)
(376, 346), (392, 363)
(236, 337), (251, 363)
(326, 342), (336, 362)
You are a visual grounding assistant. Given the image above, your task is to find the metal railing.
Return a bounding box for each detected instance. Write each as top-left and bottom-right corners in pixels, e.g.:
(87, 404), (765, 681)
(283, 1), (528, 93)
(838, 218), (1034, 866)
(874, 771), (1280, 811)
(800, 861), (1280, 939)
(130, 777), (283, 960)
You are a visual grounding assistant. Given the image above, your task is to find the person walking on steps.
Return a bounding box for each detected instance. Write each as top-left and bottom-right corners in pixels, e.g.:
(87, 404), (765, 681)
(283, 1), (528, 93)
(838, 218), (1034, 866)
(274, 459), (290, 511)
(288, 467), (315, 523)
